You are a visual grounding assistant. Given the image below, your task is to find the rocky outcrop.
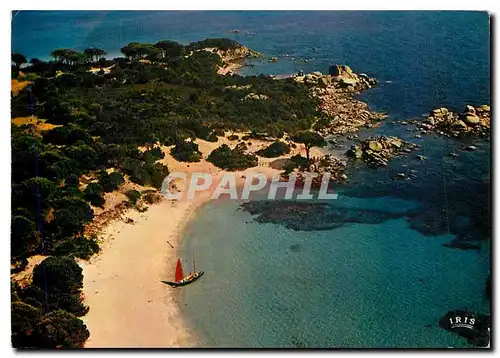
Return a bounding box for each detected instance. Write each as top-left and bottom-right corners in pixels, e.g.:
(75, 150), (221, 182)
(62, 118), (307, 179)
(225, 84), (252, 91)
(312, 154), (348, 182)
(328, 65), (378, 91)
(218, 46), (261, 62)
(281, 155), (348, 188)
(345, 136), (419, 168)
(292, 65), (386, 135)
(215, 45), (262, 75)
(294, 65), (377, 91)
(242, 92), (269, 101)
(419, 105), (490, 138)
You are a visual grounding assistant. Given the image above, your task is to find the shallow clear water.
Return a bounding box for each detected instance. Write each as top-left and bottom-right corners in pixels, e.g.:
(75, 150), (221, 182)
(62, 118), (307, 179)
(179, 193), (489, 348)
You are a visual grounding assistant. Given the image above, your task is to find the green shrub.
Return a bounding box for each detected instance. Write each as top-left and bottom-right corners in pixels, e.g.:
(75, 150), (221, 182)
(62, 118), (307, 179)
(65, 174), (79, 187)
(142, 147), (165, 162)
(206, 131), (218, 142)
(83, 182), (105, 207)
(46, 196), (94, 240)
(11, 215), (39, 261)
(207, 143), (258, 171)
(125, 189), (141, 204)
(19, 284), (88, 316)
(98, 170), (125, 192)
(21, 73), (41, 82)
(289, 154), (309, 169)
(52, 236), (100, 259)
(32, 256), (84, 294)
(256, 141), (291, 158)
(170, 140), (202, 162)
(143, 192), (161, 204)
(35, 310), (90, 348)
(11, 302), (42, 348)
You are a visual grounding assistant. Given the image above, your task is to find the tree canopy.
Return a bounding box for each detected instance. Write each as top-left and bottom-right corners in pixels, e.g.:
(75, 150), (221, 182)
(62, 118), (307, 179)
(32, 256), (84, 294)
(35, 310), (90, 348)
(207, 143), (258, 171)
(120, 42), (160, 60)
(170, 140), (202, 162)
(292, 131), (327, 161)
(83, 47), (107, 63)
(256, 141), (291, 158)
(50, 49), (85, 66)
(12, 53), (27, 70)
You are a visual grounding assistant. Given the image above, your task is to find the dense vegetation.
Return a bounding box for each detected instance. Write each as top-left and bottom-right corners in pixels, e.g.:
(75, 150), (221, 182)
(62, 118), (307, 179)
(207, 143), (258, 171)
(170, 140), (202, 162)
(292, 131), (327, 161)
(11, 257), (90, 348)
(256, 141), (291, 158)
(11, 37), (323, 348)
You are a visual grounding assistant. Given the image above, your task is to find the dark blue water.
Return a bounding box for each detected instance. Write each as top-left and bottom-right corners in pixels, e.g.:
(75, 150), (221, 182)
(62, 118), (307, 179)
(12, 11), (491, 347)
(12, 11), (490, 117)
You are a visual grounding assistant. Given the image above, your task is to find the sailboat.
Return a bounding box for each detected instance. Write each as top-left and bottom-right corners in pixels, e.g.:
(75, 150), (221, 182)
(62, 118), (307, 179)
(161, 253), (204, 287)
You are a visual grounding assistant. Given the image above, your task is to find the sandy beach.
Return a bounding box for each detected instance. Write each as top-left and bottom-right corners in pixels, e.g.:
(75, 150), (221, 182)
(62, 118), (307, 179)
(80, 138), (289, 348)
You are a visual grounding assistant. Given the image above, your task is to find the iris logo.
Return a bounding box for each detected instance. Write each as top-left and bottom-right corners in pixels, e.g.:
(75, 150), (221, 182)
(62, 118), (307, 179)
(448, 315), (476, 330)
(439, 309), (490, 347)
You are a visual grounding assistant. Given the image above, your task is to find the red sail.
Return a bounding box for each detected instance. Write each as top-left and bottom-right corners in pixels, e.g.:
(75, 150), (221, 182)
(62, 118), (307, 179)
(175, 258), (184, 282)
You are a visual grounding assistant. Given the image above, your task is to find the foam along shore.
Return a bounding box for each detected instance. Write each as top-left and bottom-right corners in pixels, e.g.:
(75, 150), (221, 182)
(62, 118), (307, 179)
(80, 137), (291, 348)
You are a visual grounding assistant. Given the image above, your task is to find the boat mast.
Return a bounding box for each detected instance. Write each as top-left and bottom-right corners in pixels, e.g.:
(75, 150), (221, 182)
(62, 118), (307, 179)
(192, 252), (196, 272)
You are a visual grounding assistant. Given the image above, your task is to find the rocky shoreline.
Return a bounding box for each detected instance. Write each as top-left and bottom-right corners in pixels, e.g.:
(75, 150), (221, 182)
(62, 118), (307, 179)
(345, 136), (420, 168)
(418, 105), (490, 138)
(216, 45), (262, 75)
(280, 154), (349, 188)
(293, 64), (387, 135)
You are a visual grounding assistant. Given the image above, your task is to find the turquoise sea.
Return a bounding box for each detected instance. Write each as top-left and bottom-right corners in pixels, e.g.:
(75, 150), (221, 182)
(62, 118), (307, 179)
(12, 11), (491, 348)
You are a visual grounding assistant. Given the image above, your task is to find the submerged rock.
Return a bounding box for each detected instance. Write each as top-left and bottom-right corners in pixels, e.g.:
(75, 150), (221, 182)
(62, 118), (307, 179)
(289, 244), (301, 252)
(442, 241), (481, 251)
(240, 200), (410, 231)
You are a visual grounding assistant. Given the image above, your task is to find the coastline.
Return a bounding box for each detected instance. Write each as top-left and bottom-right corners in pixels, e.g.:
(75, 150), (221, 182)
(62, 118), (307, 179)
(11, 13), (491, 349)
(77, 45), (425, 349)
(15, 43), (390, 347)
(80, 138), (286, 347)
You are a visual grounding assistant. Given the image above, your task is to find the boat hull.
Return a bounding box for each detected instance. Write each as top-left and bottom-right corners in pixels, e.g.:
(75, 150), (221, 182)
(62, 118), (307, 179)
(161, 271), (204, 287)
